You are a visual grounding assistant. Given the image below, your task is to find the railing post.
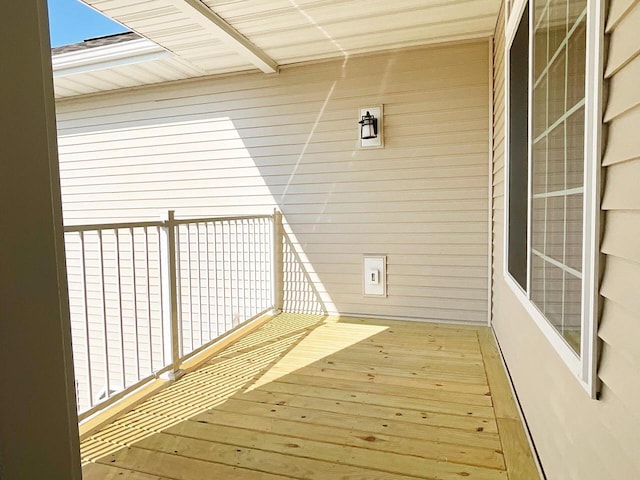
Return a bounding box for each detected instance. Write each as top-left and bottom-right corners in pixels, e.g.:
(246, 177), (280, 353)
(272, 209), (284, 313)
(160, 210), (183, 381)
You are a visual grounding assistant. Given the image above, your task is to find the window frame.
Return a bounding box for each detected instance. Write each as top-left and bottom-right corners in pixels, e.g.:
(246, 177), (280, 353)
(502, 0), (604, 398)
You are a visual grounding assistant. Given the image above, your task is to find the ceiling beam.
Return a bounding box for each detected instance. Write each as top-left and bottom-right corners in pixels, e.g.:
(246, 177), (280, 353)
(171, 0), (279, 74)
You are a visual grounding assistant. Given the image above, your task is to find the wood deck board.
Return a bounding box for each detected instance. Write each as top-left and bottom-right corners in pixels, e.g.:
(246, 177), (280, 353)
(186, 408), (505, 468)
(210, 391), (499, 432)
(255, 380), (497, 417)
(190, 402), (502, 452)
(264, 372), (495, 406)
(82, 462), (171, 479)
(152, 423), (507, 480)
(266, 355), (489, 383)
(82, 313), (540, 480)
(477, 328), (541, 479)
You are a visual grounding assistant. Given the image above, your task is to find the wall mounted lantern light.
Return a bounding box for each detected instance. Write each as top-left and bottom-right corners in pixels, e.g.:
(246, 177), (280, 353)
(358, 105), (383, 149)
(359, 111), (377, 139)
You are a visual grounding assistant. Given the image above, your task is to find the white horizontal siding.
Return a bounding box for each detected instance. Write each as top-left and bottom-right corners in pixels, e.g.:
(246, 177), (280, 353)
(56, 42), (491, 324)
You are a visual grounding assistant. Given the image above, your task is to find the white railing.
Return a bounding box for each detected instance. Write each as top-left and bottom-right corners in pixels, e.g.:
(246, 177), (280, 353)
(64, 211), (280, 419)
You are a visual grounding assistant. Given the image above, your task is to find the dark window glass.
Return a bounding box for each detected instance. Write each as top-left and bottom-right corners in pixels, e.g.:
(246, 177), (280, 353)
(508, 6), (530, 290)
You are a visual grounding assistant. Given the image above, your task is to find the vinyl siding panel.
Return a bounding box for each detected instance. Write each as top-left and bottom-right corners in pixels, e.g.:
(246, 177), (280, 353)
(490, 1), (640, 478)
(597, 2), (640, 470)
(56, 42), (491, 326)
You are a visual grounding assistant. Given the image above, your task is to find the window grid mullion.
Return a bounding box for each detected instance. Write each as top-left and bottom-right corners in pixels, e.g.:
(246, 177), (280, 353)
(532, 249), (582, 279)
(533, 186), (584, 198)
(534, 99), (586, 144)
(533, 8), (588, 89)
(542, 0), (550, 312)
(562, 0), (570, 335)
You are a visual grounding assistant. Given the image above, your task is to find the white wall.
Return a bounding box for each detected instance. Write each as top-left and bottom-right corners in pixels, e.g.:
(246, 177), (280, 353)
(56, 41), (491, 325)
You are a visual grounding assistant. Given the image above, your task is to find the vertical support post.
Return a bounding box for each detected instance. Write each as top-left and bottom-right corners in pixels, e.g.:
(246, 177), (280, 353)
(272, 209), (284, 313)
(159, 210), (183, 381)
(0, 2), (82, 477)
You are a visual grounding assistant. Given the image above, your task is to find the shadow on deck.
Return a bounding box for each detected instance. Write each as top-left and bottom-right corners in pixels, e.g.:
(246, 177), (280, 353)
(81, 313), (540, 479)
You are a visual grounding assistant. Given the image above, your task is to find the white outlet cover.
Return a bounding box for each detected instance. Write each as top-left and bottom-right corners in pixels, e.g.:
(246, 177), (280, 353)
(363, 255), (387, 297)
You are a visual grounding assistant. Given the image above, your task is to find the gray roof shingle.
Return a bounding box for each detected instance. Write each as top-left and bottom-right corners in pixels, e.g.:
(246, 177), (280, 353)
(52, 32), (141, 55)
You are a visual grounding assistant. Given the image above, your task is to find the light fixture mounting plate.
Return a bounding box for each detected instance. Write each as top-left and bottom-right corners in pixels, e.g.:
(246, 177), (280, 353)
(359, 105), (383, 149)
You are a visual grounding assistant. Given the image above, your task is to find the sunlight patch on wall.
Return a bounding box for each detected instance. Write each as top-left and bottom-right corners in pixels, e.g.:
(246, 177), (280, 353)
(58, 114), (336, 321)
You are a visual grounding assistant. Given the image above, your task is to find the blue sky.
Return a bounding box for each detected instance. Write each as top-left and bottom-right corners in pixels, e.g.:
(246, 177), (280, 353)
(48, 0), (128, 47)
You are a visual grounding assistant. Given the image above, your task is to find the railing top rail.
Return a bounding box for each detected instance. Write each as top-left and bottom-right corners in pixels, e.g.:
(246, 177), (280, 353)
(172, 214), (272, 226)
(64, 213), (273, 233)
(64, 220), (163, 233)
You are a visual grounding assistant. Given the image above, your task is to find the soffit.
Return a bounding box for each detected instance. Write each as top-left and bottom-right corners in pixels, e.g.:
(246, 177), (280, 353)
(54, 0), (500, 98)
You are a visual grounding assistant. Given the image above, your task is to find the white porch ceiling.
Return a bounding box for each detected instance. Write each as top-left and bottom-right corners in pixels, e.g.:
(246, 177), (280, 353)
(53, 0), (500, 98)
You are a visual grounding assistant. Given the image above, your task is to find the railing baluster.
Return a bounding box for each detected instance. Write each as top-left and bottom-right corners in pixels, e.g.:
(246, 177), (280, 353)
(115, 230), (125, 391)
(174, 222), (182, 358)
(258, 219), (263, 309)
(79, 232), (93, 408)
(265, 219), (268, 309)
(186, 225), (193, 353)
(97, 230), (110, 402)
(234, 220), (240, 327)
(221, 222), (226, 334)
(157, 226), (165, 367)
(204, 223), (212, 343)
(273, 211), (283, 312)
(254, 219), (259, 312)
(213, 222), (220, 337)
(241, 220), (247, 320)
(196, 223), (203, 347)
(130, 228), (140, 380)
(245, 220), (250, 318)
(227, 220), (233, 331)
(248, 219), (254, 316)
(262, 218), (271, 308)
(144, 227), (153, 372)
(261, 219), (265, 310)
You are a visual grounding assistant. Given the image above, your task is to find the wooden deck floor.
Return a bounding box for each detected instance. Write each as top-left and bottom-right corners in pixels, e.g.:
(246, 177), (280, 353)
(81, 313), (540, 479)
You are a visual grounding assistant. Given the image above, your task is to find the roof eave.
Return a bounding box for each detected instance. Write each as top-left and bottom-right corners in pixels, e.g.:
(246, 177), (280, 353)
(52, 38), (171, 78)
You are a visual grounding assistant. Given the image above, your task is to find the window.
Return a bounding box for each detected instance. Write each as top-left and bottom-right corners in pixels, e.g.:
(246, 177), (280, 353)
(505, 0), (602, 396)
